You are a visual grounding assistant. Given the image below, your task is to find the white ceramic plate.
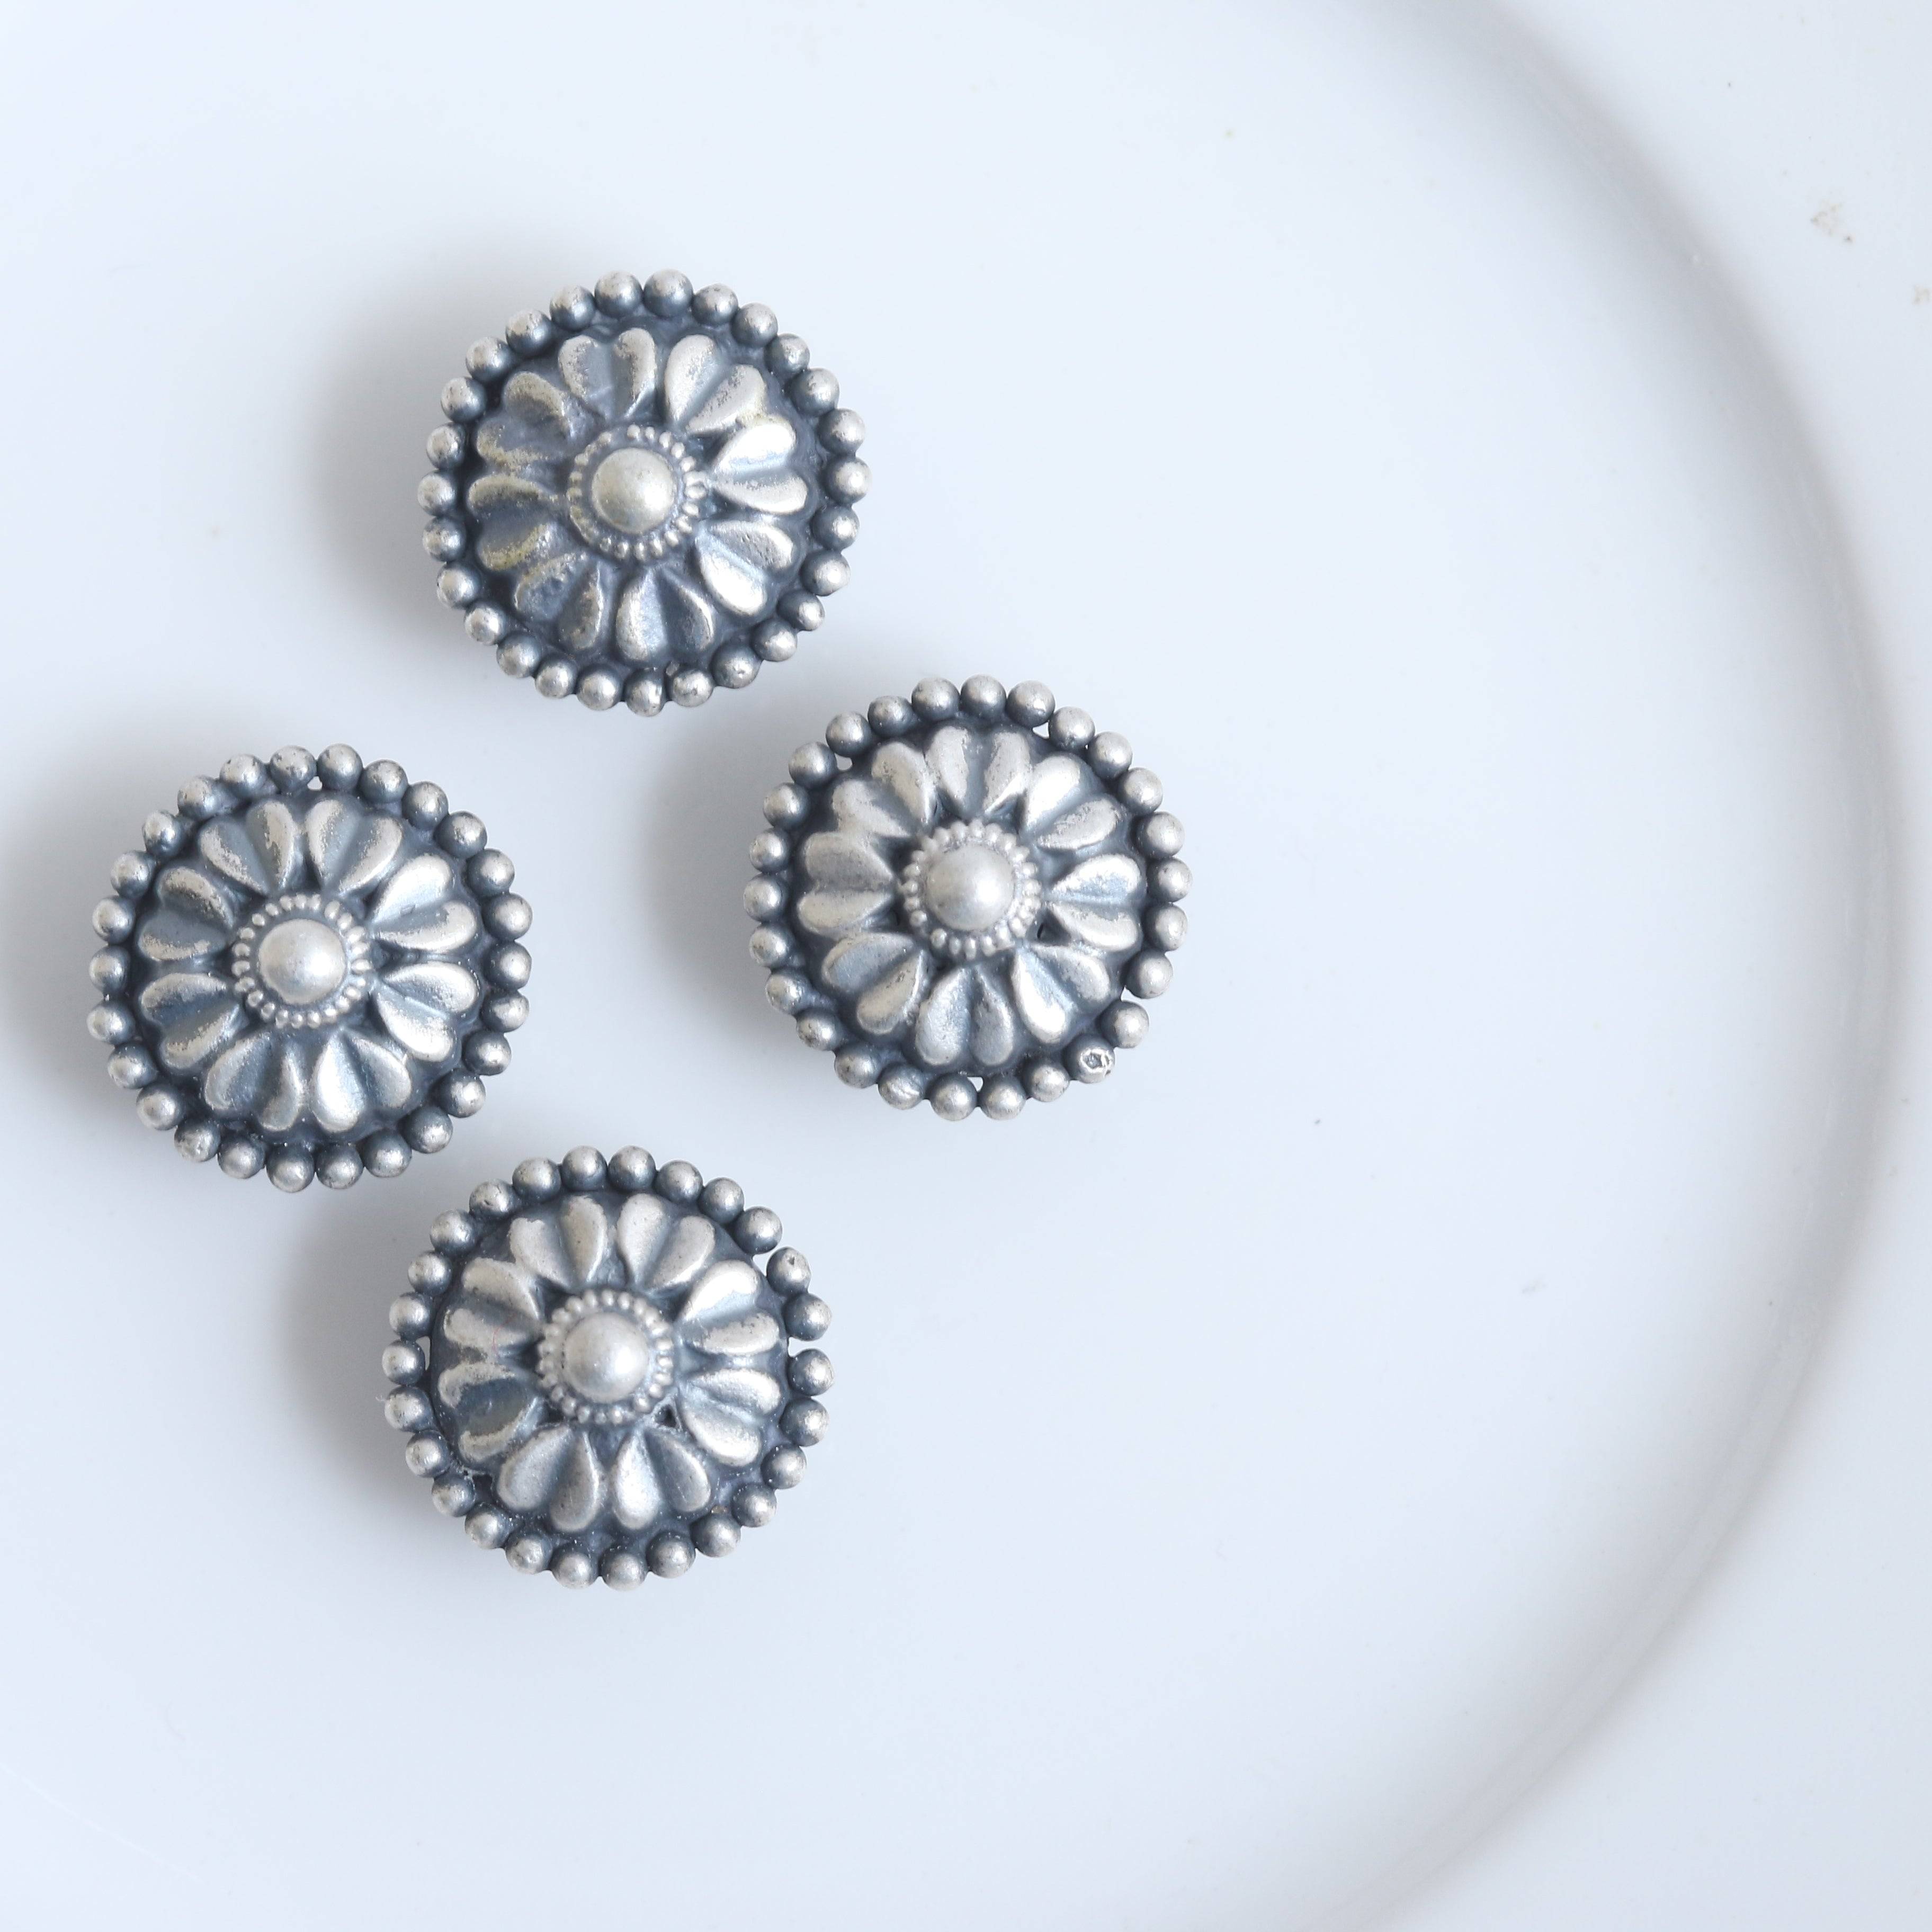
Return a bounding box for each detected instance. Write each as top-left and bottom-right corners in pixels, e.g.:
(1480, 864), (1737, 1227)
(0, 3), (1887, 1926)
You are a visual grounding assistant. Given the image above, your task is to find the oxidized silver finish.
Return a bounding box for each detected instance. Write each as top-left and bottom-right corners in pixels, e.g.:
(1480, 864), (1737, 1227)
(87, 746), (531, 1191)
(424, 269), (867, 714)
(383, 1148), (830, 1589)
(746, 677), (1188, 1119)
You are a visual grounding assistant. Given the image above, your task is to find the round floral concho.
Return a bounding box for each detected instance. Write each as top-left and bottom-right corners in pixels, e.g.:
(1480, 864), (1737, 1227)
(383, 1148), (831, 1589)
(423, 268), (868, 717)
(86, 746), (532, 1192)
(746, 677), (1190, 1120)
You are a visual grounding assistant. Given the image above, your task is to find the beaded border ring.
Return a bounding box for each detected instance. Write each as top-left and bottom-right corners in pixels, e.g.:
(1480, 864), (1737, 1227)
(87, 745), (531, 1191)
(383, 1147), (831, 1589)
(423, 269), (867, 715)
(747, 677), (1188, 1119)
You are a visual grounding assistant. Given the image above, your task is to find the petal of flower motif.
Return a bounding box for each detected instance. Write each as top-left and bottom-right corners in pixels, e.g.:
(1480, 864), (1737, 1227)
(513, 551), (588, 623)
(503, 370), (580, 442)
(1050, 852), (1144, 906)
(872, 742), (940, 833)
(199, 803), (294, 896)
(139, 970), (230, 1025)
(1031, 943), (1113, 1005)
(660, 333), (727, 427)
(467, 472), (558, 516)
(1019, 755), (1089, 834)
(683, 365), (770, 438)
(546, 1432), (605, 1532)
(981, 732), (1037, 820)
(437, 1356), (524, 1407)
(455, 1378), (542, 1465)
(611, 328), (658, 417)
(692, 1366), (785, 1416)
(1009, 947), (1081, 1045)
(614, 567), (715, 664)
(924, 725), (981, 817)
(509, 1213), (577, 1291)
(475, 508), (567, 574)
(683, 1309), (781, 1356)
(475, 414), (559, 470)
(678, 1258), (762, 1326)
(255, 1035), (308, 1134)
(305, 797), (405, 896)
(796, 887), (892, 940)
(973, 974), (1018, 1066)
(822, 931), (918, 996)
(615, 1192), (673, 1285)
(608, 1433), (664, 1528)
(372, 983), (457, 1062)
(1034, 795), (1124, 852)
(310, 1031), (371, 1134)
(830, 776), (918, 842)
(914, 965), (972, 1066)
(347, 1031), (415, 1110)
(203, 1029), (273, 1114)
(648, 1429), (713, 1514)
(708, 416), (806, 511)
(1046, 904), (1143, 952)
(649, 1215), (719, 1291)
(497, 1424), (574, 1511)
(136, 909), (227, 964)
(693, 517), (798, 616)
(557, 566), (610, 650)
(802, 831), (895, 892)
(558, 1195), (614, 1288)
(679, 1391), (765, 1467)
(157, 865), (235, 933)
(556, 334), (615, 413)
(157, 996), (243, 1073)
(458, 1256), (544, 1336)
(855, 949), (930, 1034)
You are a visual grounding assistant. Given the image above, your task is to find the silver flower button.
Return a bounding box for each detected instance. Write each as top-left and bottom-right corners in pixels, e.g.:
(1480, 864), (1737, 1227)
(425, 270), (866, 716)
(383, 1148), (830, 1589)
(746, 677), (1188, 1119)
(87, 745), (531, 1191)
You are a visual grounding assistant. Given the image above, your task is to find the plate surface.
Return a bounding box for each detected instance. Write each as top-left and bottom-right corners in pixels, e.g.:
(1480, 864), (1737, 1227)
(0, 2), (1886, 1926)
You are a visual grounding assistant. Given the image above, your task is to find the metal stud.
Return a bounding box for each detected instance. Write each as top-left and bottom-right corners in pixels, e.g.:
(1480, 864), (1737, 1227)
(385, 1148), (830, 1587)
(89, 745), (529, 1187)
(746, 679), (1187, 1116)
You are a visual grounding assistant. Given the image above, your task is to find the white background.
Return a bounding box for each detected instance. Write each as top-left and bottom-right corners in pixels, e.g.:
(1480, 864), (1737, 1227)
(0, 2), (1925, 1926)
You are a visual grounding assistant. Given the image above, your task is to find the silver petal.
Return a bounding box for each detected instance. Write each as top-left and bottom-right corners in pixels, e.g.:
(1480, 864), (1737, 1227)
(914, 967), (973, 1066)
(459, 1256), (544, 1332)
(503, 370), (578, 439)
(508, 1213), (574, 1289)
(442, 1300), (535, 1354)
(372, 983), (456, 1062)
(158, 997), (243, 1073)
(1033, 943), (1113, 1005)
(255, 1035), (308, 1133)
(512, 551), (587, 622)
(830, 776), (917, 841)
(649, 1214), (718, 1291)
(496, 1424), (574, 1511)
(925, 724), (980, 816)
(801, 830), (893, 891)
(855, 949), (930, 1034)
(692, 1366), (785, 1416)
(872, 741), (939, 831)
(135, 908), (226, 964)
(647, 1428), (713, 1514)
(692, 518), (790, 617)
(684, 1310), (781, 1356)
(709, 468), (809, 514)
(202, 1029), (272, 1114)
(559, 1195), (614, 1288)
(678, 1391), (764, 1467)
(455, 1380), (542, 1466)
(197, 818), (271, 894)
(546, 1432), (604, 1532)
(475, 508), (566, 574)
(795, 887), (892, 940)
(380, 960), (479, 1017)
(661, 332), (726, 427)
(1034, 796), (1124, 851)
(373, 900), (480, 956)
(346, 1030), (416, 1107)
(555, 335), (615, 413)
(467, 472), (557, 516)
(683, 364), (771, 437)
(247, 800), (305, 893)
(310, 1032), (369, 1135)
(1046, 904), (1143, 953)
(981, 732), (1037, 819)
(1009, 948), (1078, 1045)
(138, 970), (229, 1023)
(556, 565), (609, 651)
(709, 414), (797, 473)
(475, 414), (559, 470)
(973, 974), (1018, 1065)
(1050, 852), (1144, 907)
(677, 1258), (761, 1325)
(435, 1356), (522, 1406)
(157, 865), (234, 932)
(368, 852), (456, 928)
(608, 1433), (663, 1529)
(616, 1193), (672, 1285)
(305, 797), (403, 896)
(822, 931), (917, 995)
(611, 328), (658, 418)
(1019, 755), (1088, 834)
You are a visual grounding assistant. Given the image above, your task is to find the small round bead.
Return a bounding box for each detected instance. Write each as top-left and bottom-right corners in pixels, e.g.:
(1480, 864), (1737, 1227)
(764, 1445), (807, 1489)
(551, 1548), (597, 1589)
(357, 760), (405, 804)
(819, 407), (865, 451)
(506, 1532), (552, 1575)
(609, 1146), (656, 1192)
(405, 1434), (448, 1477)
(785, 1293), (831, 1339)
(426, 424), (464, 467)
(534, 657), (577, 699)
(269, 746), (316, 790)
(601, 1548), (647, 1589)
(384, 1389), (431, 1432)
(1026, 1060), (1071, 1103)
(431, 1475), (476, 1517)
(268, 1149), (314, 1192)
(550, 284), (594, 327)
(1099, 1000), (1150, 1049)
(797, 1012), (843, 1051)
(561, 1146), (607, 1192)
(693, 1511), (740, 1558)
(824, 457), (871, 501)
(87, 1003), (133, 1044)
(642, 269), (693, 316)
(825, 711), (871, 757)
(868, 695), (915, 737)
(505, 310), (552, 355)
(141, 810), (185, 855)
(422, 519), (464, 562)
(713, 642), (759, 689)
(418, 473), (459, 513)
(136, 1087), (184, 1130)
(1150, 857), (1192, 901)
(382, 1345), (425, 1391)
(1050, 707), (1096, 750)
(469, 849), (515, 896)
(466, 338), (511, 380)
(1147, 905), (1188, 951)
(464, 1036), (511, 1080)
(488, 945), (532, 988)
(646, 1530), (694, 1578)
(745, 878), (785, 921)
(753, 622), (797, 663)
(1007, 681), (1055, 726)
(732, 302), (778, 345)
(767, 1248), (811, 1294)
(959, 675), (1006, 720)
(218, 1134), (265, 1178)
(577, 668), (622, 711)
(106, 1046), (156, 1089)
(389, 1294), (432, 1338)
(1088, 731), (1134, 778)
(408, 1253), (453, 1292)
(497, 636), (542, 679)
(767, 333), (810, 376)
(512, 1156), (560, 1201)
(430, 1210), (478, 1254)
(1139, 812), (1185, 857)
(980, 1076), (1027, 1120)
(732, 1483), (777, 1527)
(656, 1159), (702, 1203)
(437, 567), (481, 608)
(783, 1400), (829, 1445)
(441, 377), (484, 421)
(174, 1119), (220, 1163)
(813, 505), (860, 549)
(1126, 952), (1174, 999)
(315, 1144), (362, 1189)
(735, 1206), (782, 1253)
(92, 899), (134, 943)
(764, 783), (810, 827)
(1067, 1037), (1116, 1084)
(317, 744), (362, 791)
(219, 754), (271, 795)
(749, 830), (789, 873)
(403, 1106), (453, 1153)
(802, 553), (848, 597)
(929, 1075), (977, 1121)
(436, 813), (487, 861)
(879, 1065), (927, 1109)
(487, 991), (532, 1033)
(1119, 767), (1164, 813)
(700, 1177), (745, 1223)
(594, 270), (643, 314)
(466, 1508), (511, 1550)
(789, 743), (837, 788)
(484, 895), (532, 939)
(625, 672), (665, 715)
(910, 678), (960, 720)
(669, 667), (713, 708)
(789, 1349), (835, 1396)
(833, 1045), (884, 1087)
(691, 282), (737, 324)
(765, 972), (810, 1016)
(466, 603), (507, 645)
(790, 367), (838, 414)
(470, 1179), (516, 1220)
(90, 949), (130, 992)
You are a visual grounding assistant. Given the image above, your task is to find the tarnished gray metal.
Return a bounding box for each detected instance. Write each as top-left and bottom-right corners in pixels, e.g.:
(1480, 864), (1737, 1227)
(86, 745), (530, 1190)
(746, 677), (1188, 1118)
(383, 1148), (830, 1589)
(424, 270), (867, 715)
